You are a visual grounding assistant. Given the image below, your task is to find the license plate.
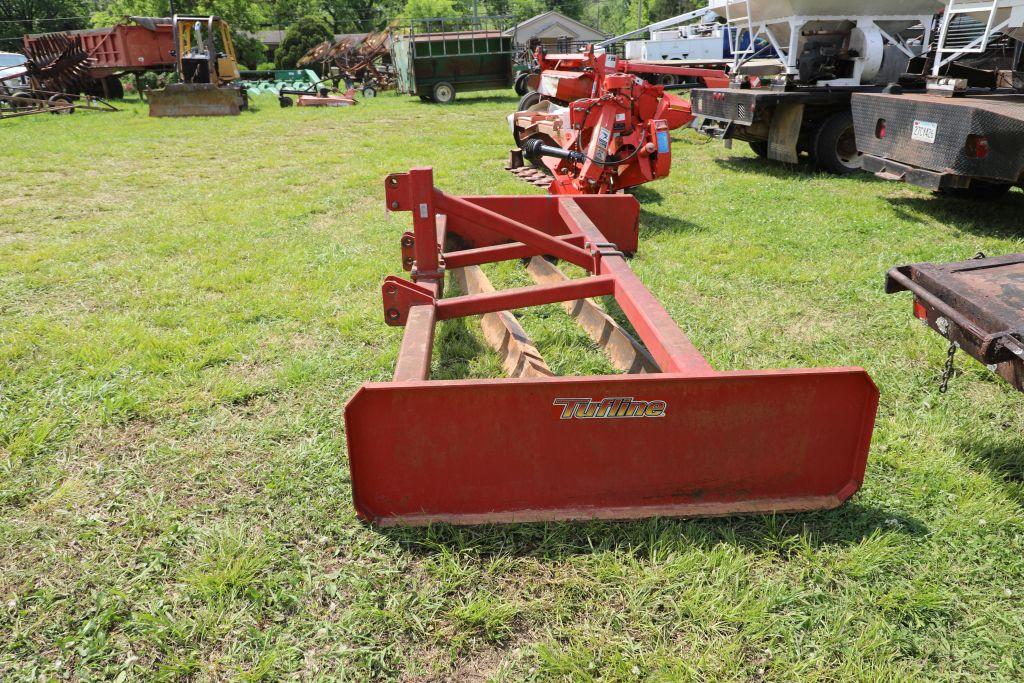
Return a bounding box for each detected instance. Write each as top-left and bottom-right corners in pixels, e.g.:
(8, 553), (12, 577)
(912, 120), (937, 143)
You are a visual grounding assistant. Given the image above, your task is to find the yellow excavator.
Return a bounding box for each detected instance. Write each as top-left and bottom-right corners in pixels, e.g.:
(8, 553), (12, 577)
(149, 15), (247, 117)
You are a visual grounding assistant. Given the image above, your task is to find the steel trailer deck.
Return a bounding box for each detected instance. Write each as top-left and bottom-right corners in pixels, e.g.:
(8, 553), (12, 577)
(854, 92), (1024, 190)
(887, 253), (1024, 391)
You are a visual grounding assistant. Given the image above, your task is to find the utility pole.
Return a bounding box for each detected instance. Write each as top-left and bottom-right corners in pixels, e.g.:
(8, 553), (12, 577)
(637, 0), (643, 30)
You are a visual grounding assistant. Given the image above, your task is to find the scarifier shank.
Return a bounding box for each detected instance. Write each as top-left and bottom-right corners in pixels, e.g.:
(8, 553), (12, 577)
(344, 168), (879, 525)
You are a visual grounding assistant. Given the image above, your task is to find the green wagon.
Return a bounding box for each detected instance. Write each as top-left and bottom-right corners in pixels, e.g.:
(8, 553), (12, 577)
(391, 17), (515, 104)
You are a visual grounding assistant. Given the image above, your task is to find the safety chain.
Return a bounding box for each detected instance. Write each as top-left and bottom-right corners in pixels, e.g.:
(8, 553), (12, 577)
(939, 340), (959, 394)
(937, 253), (984, 393)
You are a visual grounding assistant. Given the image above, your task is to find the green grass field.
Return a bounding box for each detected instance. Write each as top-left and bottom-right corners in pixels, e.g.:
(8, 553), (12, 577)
(2, 92), (1023, 681)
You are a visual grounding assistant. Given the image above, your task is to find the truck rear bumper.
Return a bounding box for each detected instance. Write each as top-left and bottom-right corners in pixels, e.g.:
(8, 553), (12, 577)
(862, 154), (971, 190)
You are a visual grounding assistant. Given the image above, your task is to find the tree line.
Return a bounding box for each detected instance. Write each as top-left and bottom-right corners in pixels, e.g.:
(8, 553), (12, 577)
(1, 0), (700, 68)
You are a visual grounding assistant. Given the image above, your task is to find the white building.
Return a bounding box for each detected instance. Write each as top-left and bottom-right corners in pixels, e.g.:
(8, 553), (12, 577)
(506, 11), (606, 49)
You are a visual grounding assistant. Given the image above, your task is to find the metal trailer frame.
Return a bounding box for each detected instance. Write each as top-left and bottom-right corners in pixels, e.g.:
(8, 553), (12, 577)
(392, 16), (516, 101)
(886, 254), (1024, 392)
(344, 168), (880, 526)
(853, 90), (1024, 191)
(0, 88), (117, 119)
(850, 0), (1024, 192)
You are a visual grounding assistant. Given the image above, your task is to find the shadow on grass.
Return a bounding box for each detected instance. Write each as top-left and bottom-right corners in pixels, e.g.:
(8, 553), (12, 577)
(713, 155), (817, 180)
(381, 502), (927, 559)
(638, 208), (703, 235)
(419, 94), (518, 106)
(885, 190), (1024, 239)
(712, 156), (893, 188)
(960, 435), (1024, 506)
(629, 187), (705, 234)
(432, 285), (486, 380)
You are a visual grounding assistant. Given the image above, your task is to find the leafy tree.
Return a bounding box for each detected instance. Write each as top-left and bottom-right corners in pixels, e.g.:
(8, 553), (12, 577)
(274, 13), (333, 68)
(649, 0), (700, 23)
(403, 0), (458, 20)
(323, 0), (402, 32)
(231, 27), (266, 67)
(91, 0), (265, 31)
(195, 0), (267, 31)
(508, 0), (543, 23)
(0, 0), (88, 47)
(266, 0), (321, 31)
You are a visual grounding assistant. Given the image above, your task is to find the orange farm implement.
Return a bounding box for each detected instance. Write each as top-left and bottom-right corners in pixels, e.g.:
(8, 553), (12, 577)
(509, 47), (731, 194)
(344, 168), (880, 525)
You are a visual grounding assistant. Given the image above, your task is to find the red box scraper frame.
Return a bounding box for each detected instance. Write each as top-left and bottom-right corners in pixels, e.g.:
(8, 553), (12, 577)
(345, 168), (879, 526)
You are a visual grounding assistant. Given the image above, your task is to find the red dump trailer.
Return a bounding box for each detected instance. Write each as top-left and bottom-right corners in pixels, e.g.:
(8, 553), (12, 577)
(23, 17), (175, 97)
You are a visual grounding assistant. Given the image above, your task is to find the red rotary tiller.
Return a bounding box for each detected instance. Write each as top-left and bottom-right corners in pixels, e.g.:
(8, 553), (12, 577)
(509, 47), (730, 195)
(344, 168), (880, 526)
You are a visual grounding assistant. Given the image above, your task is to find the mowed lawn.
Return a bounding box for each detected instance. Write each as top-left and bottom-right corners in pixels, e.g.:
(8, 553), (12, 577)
(2, 90), (1023, 681)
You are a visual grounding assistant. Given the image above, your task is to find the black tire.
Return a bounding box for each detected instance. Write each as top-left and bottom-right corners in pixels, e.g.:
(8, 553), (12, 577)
(514, 72), (530, 96)
(48, 94), (74, 114)
(278, 96), (294, 108)
(812, 111), (862, 175)
(936, 180), (1013, 200)
(432, 81), (455, 104)
(517, 90), (542, 111)
(362, 85), (377, 98)
(10, 91), (35, 109)
(748, 140), (768, 158)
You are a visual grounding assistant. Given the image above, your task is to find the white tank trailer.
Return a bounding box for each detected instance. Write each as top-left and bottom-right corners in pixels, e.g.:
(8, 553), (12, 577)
(690, 0), (948, 174)
(709, 0), (943, 86)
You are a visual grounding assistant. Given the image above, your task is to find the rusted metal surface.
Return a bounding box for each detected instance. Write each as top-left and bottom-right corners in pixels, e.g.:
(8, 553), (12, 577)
(147, 83), (244, 117)
(886, 253), (1024, 391)
(298, 26), (395, 92)
(453, 265), (553, 378)
(295, 88), (358, 107)
(0, 89), (116, 119)
(343, 167), (879, 526)
(525, 256), (657, 374)
(24, 18), (176, 80)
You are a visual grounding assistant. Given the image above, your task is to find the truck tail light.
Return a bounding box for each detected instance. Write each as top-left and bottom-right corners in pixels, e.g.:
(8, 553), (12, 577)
(913, 300), (927, 321)
(965, 135), (989, 158)
(875, 119), (886, 138)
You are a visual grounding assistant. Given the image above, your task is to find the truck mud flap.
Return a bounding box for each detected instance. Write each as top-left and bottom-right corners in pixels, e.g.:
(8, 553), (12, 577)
(768, 102), (803, 164)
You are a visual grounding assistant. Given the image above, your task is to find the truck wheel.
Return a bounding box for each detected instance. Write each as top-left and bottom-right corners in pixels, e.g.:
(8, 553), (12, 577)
(937, 180), (1013, 200)
(432, 82), (455, 104)
(749, 140), (768, 158)
(514, 72), (530, 96)
(812, 111), (862, 175)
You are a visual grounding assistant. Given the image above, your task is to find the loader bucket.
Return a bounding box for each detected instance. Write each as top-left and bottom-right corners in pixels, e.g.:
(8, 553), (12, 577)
(344, 168), (880, 526)
(148, 83), (243, 117)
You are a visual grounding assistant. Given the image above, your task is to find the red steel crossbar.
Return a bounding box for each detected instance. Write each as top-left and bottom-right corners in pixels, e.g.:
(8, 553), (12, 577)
(345, 168), (880, 526)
